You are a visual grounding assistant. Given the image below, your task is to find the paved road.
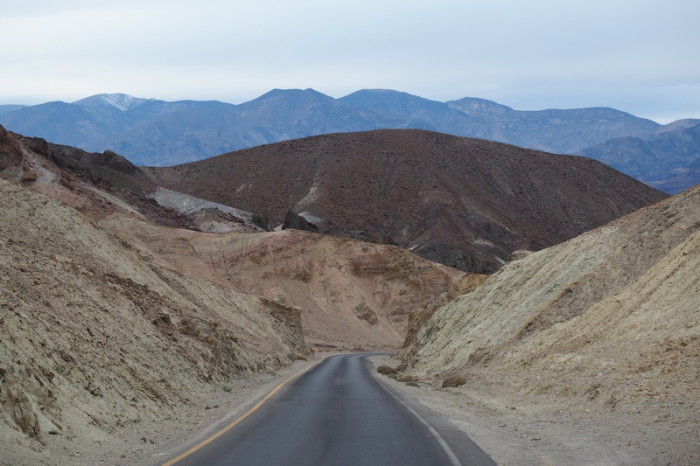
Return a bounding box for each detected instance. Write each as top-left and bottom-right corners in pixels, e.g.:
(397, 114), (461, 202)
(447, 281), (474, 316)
(168, 353), (494, 466)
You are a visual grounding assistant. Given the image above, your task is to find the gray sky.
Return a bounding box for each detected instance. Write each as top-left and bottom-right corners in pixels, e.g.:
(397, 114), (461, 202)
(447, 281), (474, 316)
(2, 0), (698, 123)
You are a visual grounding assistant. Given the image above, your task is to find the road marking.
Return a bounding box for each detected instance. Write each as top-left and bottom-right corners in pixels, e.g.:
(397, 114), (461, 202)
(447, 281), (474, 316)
(161, 361), (318, 466)
(375, 376), (462, 466)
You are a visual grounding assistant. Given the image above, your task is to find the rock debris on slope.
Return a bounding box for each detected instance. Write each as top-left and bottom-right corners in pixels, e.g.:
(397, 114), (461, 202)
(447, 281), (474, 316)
(401, 184), (700, 465)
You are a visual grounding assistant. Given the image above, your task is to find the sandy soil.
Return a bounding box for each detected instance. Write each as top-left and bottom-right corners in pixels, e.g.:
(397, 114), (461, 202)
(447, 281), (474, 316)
(8, 352), (694, 465)
(370, 355), (698, 466)
(0, 177), (307, 466)
(99, 354), (331, 466)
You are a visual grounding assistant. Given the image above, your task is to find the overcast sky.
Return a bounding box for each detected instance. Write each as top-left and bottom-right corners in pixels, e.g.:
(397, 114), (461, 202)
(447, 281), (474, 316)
(2, 0), (698, 123)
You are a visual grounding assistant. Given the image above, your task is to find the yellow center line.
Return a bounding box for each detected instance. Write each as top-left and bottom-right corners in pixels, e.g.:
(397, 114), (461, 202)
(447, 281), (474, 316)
(161, 361), (319, 465)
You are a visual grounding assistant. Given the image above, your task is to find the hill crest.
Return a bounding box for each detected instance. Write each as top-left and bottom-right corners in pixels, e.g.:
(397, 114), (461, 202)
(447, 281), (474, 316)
(145, 129), (667, 273)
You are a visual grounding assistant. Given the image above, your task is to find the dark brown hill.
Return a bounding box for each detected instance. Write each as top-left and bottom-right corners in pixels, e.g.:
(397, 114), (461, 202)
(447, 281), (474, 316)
(145, 129), (668, 273)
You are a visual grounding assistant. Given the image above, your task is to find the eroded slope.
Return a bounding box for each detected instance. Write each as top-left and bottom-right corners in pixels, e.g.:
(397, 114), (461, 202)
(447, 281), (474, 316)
(102, 217), (469, 349)
(401, 185), (700, 464)
(0, 178), (306, 460)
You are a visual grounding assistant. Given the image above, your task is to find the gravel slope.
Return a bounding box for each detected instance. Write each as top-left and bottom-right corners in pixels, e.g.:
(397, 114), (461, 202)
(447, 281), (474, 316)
(0, 178), (306, 464)
(401, 185), (700, 464)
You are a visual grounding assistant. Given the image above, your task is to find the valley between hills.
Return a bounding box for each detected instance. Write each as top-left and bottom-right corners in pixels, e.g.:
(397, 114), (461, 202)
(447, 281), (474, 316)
(0, 122), (698, 465)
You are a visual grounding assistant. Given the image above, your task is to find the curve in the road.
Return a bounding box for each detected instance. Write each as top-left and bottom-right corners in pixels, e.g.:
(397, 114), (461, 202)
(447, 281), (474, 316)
(163, 353), (494, 466)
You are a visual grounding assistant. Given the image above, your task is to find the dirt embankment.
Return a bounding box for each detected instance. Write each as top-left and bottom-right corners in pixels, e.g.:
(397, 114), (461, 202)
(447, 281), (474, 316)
(102, 216), (468, 350)
(0, 178), (306, 464)
(400, 185), (700, 465)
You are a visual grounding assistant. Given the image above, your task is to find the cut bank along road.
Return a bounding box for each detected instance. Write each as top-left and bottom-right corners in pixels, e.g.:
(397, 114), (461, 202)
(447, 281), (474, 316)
(164, 353), (495, 466)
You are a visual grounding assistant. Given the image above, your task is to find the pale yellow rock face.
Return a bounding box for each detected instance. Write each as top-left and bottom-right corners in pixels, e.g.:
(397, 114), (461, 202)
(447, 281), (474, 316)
(0, 178), (305, 454)
(404, 185), (699, 405)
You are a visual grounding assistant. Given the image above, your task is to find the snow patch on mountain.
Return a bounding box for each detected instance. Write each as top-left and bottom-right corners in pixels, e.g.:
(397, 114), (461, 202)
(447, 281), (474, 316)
(73, 93), (152, 111)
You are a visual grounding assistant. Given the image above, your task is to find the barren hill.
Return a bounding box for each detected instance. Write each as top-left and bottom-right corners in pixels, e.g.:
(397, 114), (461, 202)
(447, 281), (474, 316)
(103, 219), (471, 350)
(0, 127), (473, 462)
(145, 129), (667, 273)
(9, 88), (699, 191)
(400, 184), (700, 464)
(0, 124), (471, 348)
(0, 125), (477, 462)
(0, 176), (307, 460)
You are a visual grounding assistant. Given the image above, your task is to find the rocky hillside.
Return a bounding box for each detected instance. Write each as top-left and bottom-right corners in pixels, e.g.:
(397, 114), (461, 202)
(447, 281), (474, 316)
(1, 125), (476, 461)
(146, 129), (667, 273)
(0, 125), (467, 348)
(103, 218), (469, 349)
(0, 176), (307, 458)
(401, 185), (699, 464)
(1, 125), (266, 234)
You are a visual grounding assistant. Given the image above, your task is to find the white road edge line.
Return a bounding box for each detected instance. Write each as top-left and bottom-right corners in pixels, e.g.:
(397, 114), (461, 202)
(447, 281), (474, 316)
(376, 378), (462, 466)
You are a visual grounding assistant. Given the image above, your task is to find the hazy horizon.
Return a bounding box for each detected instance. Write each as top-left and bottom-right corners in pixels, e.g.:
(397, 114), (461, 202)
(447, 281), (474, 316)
(2, 0), (698, 124)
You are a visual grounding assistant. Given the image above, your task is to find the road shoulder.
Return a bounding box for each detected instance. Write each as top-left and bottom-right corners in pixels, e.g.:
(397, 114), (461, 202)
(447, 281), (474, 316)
(92, 353), (333, 465)
(367, 355), (634, 465)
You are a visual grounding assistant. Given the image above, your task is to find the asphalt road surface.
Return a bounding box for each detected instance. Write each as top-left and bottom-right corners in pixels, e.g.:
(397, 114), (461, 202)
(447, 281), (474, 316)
(167, 353), (495, 466)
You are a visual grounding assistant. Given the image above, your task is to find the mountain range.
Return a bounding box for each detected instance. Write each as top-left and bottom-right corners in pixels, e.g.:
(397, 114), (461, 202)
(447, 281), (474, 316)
(1, 89), (698, 192)
(581, 120), (700, 193)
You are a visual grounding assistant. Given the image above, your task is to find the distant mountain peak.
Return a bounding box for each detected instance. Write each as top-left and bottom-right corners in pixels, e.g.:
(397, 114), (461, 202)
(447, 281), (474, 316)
(447, 96), (514, 111)
(339, 89), (448, 113)
(259, 88), (329, 99)
(73, 93), (153, 111)
(244, 88), (335, 109)
(346, 88), (410, 96)
(342, 88), (430, 101)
